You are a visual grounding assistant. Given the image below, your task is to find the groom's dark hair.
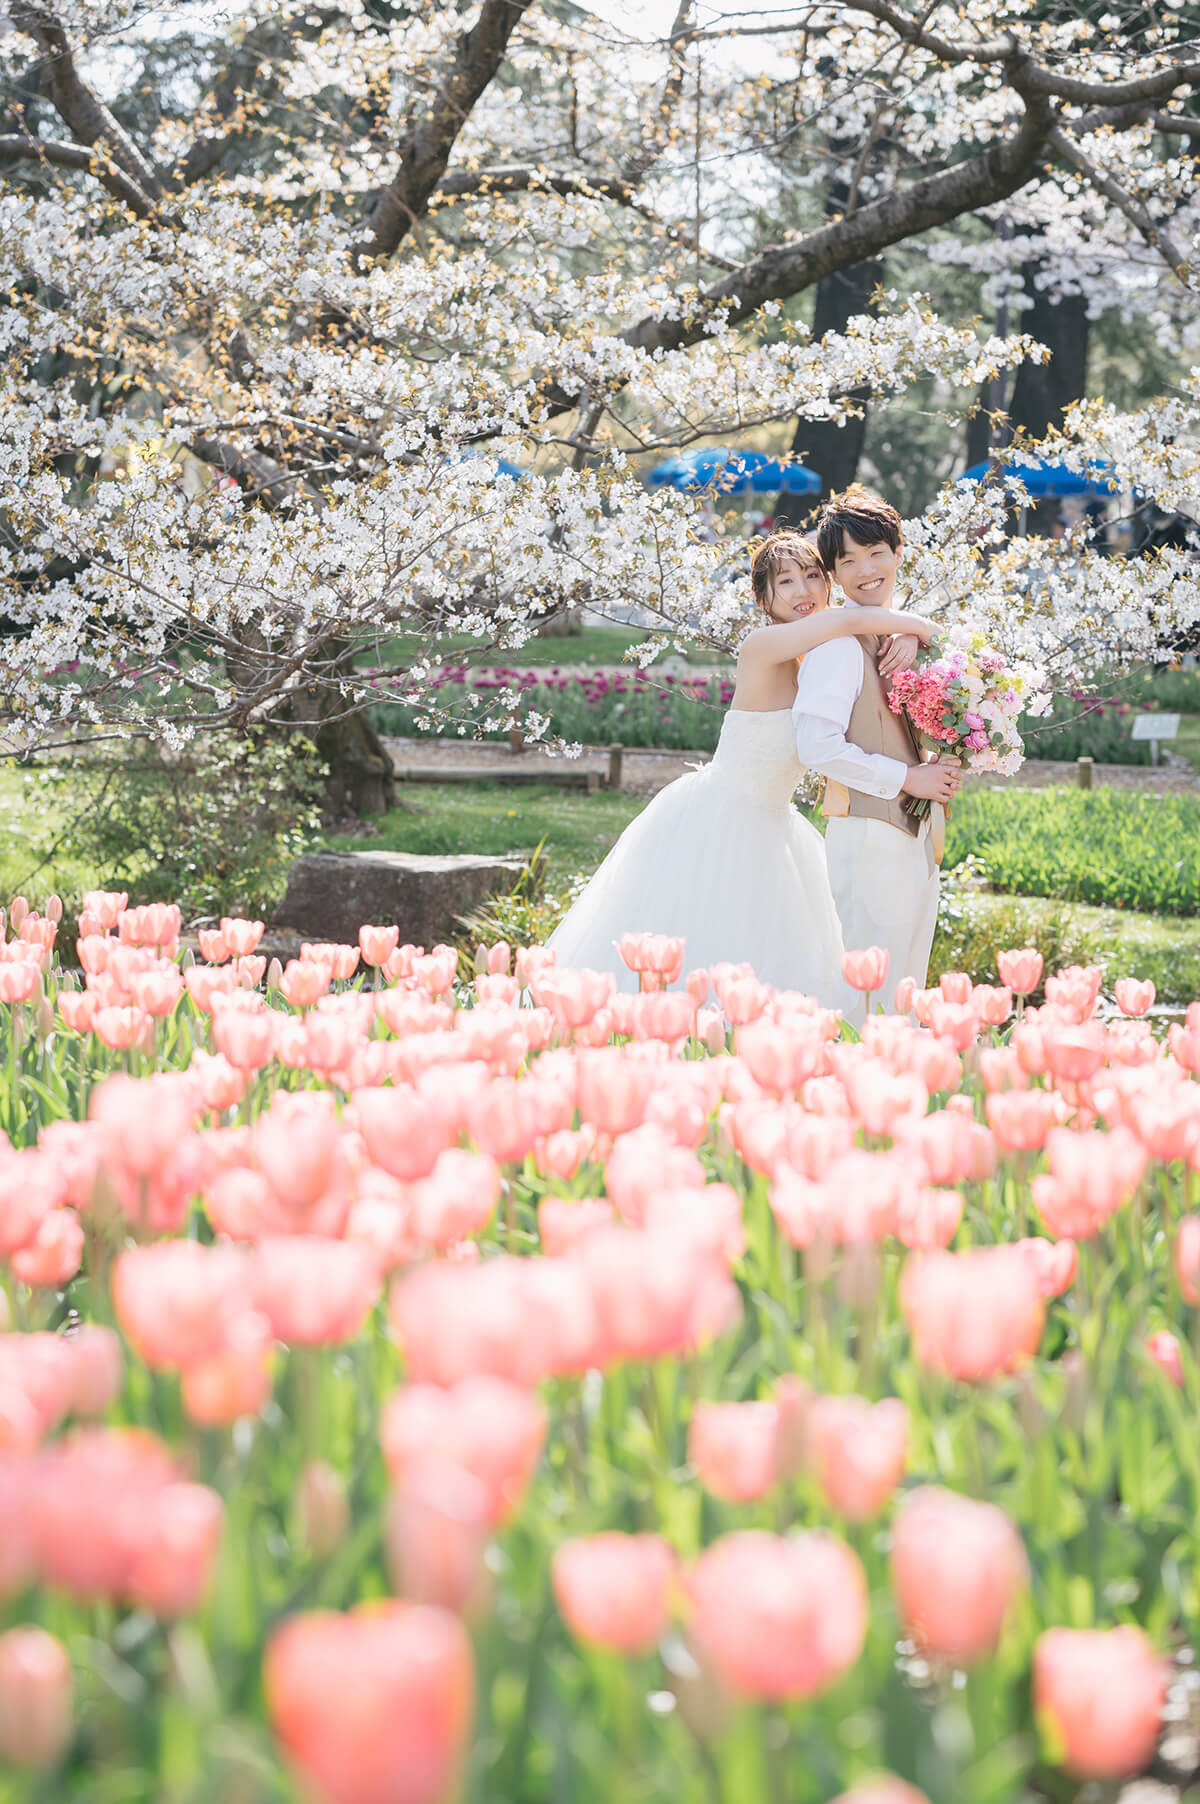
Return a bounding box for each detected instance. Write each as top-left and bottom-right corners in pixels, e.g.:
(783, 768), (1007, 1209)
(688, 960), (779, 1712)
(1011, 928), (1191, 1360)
(816, 484), (902, 568)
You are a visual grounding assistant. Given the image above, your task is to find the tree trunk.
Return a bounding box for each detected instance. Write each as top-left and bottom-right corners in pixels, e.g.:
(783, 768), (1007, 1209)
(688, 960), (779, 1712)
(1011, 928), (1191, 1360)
(1008, 261), (1090, 534)
(774, 255), (882, 525)
(315, 705), (396, 819)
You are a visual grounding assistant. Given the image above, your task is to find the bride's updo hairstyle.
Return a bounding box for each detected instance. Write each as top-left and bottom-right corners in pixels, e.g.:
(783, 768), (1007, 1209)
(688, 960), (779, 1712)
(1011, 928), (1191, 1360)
(749, 531), (830, 621)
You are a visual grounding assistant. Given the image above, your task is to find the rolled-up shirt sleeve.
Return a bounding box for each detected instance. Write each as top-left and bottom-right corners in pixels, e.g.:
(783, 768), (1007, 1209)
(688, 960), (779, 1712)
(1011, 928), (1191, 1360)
(792, 639), (908, 801)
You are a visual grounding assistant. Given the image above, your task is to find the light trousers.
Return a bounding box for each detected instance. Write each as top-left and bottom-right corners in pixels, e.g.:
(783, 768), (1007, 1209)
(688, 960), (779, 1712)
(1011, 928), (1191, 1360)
(824, 815), (939, 1028)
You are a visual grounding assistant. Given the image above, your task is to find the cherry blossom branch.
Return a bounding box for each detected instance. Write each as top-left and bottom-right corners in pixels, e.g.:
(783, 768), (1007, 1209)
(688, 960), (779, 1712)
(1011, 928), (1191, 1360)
(1048, 125), (1193, 281)
(354, 0), (536, 265)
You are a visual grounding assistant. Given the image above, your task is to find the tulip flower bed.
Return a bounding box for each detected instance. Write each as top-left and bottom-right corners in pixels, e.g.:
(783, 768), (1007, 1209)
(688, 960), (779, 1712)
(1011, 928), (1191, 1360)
(368, 664), (736, 751)
(3, 898), (1200, 1803)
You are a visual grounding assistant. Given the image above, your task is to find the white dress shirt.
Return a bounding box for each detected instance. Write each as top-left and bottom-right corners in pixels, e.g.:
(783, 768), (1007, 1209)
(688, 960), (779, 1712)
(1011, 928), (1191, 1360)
(792, 628), (908, 801)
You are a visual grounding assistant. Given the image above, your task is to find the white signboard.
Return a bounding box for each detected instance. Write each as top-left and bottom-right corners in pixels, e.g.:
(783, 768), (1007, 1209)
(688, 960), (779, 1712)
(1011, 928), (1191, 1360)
(1130, 713), (1180, 764)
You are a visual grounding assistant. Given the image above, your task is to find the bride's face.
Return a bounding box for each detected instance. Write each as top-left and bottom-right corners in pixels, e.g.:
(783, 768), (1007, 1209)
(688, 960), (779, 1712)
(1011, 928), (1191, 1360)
(769, 555), (829, 623)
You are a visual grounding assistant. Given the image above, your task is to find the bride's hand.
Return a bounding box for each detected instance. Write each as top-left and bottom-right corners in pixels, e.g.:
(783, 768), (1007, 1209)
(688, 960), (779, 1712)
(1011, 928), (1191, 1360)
(878, 632), (921, 678)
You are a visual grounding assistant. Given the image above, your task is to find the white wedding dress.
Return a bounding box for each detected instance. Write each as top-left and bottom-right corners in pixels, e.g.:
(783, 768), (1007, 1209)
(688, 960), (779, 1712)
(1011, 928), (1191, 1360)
(546, 708), (847, 1000)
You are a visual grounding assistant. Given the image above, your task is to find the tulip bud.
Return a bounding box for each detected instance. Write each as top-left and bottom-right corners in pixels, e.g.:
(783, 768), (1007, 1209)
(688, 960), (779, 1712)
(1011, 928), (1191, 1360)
(35, 998), (55, 1041)
(296, 1461), (349, 1559)
(0, 1626), (73, 1767)
(473, 943), (489, 977)
(266, 957), (283, 995)
(9, 897), (28, 932)
(44, 896), (63, 925)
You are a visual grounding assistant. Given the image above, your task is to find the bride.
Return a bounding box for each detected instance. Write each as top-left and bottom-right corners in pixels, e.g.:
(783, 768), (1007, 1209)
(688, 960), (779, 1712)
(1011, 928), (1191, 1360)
(546, 531), (938, 1000)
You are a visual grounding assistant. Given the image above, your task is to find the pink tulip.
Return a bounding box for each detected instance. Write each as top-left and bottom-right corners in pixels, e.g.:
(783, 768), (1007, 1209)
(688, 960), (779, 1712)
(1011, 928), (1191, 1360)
(1015, 1236), (1078, 1298)
(891, 1487), (1028, 1665)
(411, 1149), (502, 1247)
(57, 990), (98, 1033)
(575, 1049), (650, 1135)
(251, 1237), (380, 1346)
(538, 1196), (614, 1256)
(181, 1310), (275, 1425)
(1034, 1125), (1145, 1239)
(265, 1602), (474, 1804)
(11, 1208), (84, 1288)
(574, 1224), (739, 1366)
(604, 1125), (705, 1227)
(353, 1086), (458, 1181)
(212, 1005), (276, 1070)
(34, 1428), (191, 1604)
(93, 1005), (150, 1050)
(997, 947), (1043, 995)
(391, 1256), (568, 1387)
(1146, 1329), (1184, 1387)
(808, 1395), (908, 1520)
(971, 983), (1013, 1026)
(842, 946), (889, 995)
(689, 1400), (780, 1502)
(1169, 1022), (1200, 1075)
(553, 1533), (676, 1655)
(359, 924), (400, 966)
(113, 1241), (252, 1371)
(985, 1088), (1058, 1154)
(0, 1152), (60, 1257)
(900, 1245), (1044, 1381)
(1114, 977), (1155, 1017)
(686, 1530), (867, 1700)
(382, 1376), (545, 1526)
(386, 1461), (493, 1615)
(979, 1046), (1026, 1093)
(893, 1175), (961, 1246)
(80, 889), (127, 930)
(126, 1480), (224, 1618)
(532, 967), (615, 1030)
(198, 927), (231, 963)
(937, 971), (972, 1004)
(66, 1324), (124, 1418)
(0, 1626), (72, 1767)
(1033, 1626), (1167, 1779)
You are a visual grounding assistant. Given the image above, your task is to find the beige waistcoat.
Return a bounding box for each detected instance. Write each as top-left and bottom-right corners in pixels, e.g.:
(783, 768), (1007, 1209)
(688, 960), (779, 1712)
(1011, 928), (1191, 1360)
(821, 635), (922, 840)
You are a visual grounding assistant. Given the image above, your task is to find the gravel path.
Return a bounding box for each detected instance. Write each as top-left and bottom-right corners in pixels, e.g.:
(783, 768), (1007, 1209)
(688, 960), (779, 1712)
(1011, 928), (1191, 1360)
(384, 736), (1200, 798)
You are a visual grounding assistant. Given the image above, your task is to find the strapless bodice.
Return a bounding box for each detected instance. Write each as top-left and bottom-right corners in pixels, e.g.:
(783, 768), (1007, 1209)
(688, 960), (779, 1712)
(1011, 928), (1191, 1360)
(708, 708), (804, 806)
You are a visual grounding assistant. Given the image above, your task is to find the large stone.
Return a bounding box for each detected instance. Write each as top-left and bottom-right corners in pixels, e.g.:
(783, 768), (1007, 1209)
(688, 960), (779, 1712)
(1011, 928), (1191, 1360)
(270, 850), (525, 949)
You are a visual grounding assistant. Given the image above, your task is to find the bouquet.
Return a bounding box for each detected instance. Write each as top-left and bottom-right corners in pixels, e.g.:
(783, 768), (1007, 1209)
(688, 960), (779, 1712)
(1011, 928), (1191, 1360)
(887, 627), (1048, 820)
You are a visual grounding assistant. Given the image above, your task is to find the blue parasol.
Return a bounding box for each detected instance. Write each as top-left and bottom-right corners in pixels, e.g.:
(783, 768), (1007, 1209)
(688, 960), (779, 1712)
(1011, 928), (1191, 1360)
(647, 448), (822, 494)
(961, 455), (1120, 499)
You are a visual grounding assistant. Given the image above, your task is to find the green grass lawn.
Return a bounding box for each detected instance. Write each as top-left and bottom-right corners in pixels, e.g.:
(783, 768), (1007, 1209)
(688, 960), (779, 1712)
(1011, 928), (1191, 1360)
(332, 780), (647, 866)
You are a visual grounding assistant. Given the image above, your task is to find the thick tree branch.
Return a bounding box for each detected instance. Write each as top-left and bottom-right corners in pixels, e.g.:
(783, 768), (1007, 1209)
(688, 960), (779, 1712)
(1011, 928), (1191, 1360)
(8, 2), (162, 200)
(0, 132), (156, 214)
(623, 93), (1056, 359)
(433, 164), (635, 204)
(842, 0), (1015, 65)
(354, 0), (535, 265)
(1049, 124), (1193, 280)
(1012, 55), (1200, 108)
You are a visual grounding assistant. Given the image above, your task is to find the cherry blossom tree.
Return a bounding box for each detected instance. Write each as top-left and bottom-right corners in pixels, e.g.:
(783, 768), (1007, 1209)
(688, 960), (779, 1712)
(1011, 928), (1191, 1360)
(0, 0), (1198, 811)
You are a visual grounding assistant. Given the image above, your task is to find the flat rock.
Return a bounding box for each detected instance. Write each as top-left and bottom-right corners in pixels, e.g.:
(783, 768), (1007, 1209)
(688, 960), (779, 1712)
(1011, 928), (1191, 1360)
(270, 850), (524, 949)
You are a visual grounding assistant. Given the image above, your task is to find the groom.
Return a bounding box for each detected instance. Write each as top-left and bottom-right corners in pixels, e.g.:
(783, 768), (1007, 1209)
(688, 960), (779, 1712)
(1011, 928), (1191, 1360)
(792, 486), (960, 1023)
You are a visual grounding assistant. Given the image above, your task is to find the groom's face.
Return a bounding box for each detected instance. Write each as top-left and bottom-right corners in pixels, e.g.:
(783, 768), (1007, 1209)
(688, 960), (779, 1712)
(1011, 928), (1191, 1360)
(832, 535), (902, 607)
(769, 556), (829, 623)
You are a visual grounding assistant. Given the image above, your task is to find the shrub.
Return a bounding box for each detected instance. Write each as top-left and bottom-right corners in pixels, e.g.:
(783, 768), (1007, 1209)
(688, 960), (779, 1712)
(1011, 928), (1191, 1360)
(37, 731), (325, 924)
(946, 787), (1200, 915)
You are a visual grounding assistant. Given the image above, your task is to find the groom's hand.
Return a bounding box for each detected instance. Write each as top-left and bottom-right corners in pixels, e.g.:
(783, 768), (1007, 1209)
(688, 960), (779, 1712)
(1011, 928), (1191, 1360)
(878, 632), (921, 677)
(902, 757), (961, 804)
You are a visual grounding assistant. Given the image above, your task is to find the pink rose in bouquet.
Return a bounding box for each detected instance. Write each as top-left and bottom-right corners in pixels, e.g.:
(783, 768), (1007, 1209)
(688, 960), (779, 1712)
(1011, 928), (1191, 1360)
(887, 628), (1046, 818)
